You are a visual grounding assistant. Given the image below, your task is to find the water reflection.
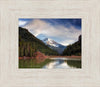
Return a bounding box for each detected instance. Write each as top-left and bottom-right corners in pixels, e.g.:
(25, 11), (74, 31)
(43, 58), (81, 69)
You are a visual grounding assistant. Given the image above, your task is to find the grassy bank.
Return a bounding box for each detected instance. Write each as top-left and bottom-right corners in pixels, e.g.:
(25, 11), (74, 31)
(19, 58), (53, 68)
(66, 60), (81, 68)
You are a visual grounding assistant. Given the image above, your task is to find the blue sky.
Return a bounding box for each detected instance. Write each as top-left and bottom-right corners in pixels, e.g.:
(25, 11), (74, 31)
(19, 19), (81, 46)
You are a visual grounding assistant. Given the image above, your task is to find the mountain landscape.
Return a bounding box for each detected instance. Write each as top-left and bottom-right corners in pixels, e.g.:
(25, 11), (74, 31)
(42, 38), (66, 54)
(19, 27), (81, 57)
(19, 19), (81, 68)
(19, 27), (59, 57)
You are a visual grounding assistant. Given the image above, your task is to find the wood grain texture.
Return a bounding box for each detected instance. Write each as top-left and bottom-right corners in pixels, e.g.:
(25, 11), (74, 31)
(0, 0), (100, 87)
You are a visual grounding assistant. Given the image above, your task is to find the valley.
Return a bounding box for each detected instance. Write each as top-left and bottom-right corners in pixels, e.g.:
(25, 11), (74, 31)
(19, 27), (81, 68)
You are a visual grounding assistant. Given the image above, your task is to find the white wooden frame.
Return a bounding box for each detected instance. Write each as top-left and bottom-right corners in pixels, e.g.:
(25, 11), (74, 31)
(0, 0), (100, 87)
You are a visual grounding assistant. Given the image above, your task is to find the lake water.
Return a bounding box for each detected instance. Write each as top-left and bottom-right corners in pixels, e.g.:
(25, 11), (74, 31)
(43, 58), (81, 69)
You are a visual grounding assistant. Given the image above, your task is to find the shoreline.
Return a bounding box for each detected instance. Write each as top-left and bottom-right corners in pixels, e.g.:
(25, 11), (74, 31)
(48, 56), (81, 59)
(19, 56), (81, 60)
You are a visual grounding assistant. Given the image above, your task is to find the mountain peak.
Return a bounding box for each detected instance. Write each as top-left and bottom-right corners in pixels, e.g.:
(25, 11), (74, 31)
(43, 38), (59, 47)
(43, 38), (52, 41)
(42, 38), (66, 54)
(43, 38), (49, 41)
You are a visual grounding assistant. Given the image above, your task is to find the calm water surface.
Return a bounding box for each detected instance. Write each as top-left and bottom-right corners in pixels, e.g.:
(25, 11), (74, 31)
(43, 57), (81, 69)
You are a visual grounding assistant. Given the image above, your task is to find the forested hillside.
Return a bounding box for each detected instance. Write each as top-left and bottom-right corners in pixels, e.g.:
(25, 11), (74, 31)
(19, 27), (58, 57)
(63, 35), (81, 56)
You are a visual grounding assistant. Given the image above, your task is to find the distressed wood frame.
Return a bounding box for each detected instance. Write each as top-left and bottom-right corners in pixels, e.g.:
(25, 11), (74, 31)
(0, 0), (100, 87)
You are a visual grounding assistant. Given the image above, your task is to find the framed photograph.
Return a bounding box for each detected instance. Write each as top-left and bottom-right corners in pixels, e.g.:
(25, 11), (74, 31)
(0, 0), (100, 87)
(19, 18), (81, 69)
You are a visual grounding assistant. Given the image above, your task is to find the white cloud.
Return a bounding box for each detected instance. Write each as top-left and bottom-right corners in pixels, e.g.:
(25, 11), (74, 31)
(23, 19), (81, 46)
(60, 39), (76, 46)
(19, 21), (27, 26)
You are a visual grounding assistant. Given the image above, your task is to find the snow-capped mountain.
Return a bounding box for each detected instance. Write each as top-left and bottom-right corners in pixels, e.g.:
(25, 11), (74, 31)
(42, 38), (66, 54)
(43, 38), (59, 47)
